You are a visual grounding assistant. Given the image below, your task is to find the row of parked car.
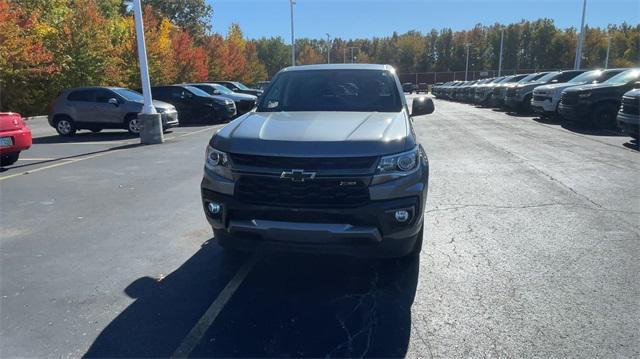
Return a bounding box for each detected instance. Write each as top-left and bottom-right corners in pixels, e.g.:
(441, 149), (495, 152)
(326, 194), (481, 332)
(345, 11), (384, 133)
(47, 81), (266, 136)
(431, 68), (640, 138)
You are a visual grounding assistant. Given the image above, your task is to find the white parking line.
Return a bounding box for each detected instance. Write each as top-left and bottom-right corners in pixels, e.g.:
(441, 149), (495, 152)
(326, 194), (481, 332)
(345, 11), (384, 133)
(171, 255), (258, 358)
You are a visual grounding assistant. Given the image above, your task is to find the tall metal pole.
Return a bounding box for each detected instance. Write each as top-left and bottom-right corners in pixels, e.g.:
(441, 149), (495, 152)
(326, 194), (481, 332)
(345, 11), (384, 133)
(574, 0), (587, 69)
(604, 33), (611, 69)
(290, 0), (296, 66)
(133, 0), (155, 115)
(498, 29), (504, 76)
(464, 45), (470, 81)
(351, 47), (354, 63)
(326, 33), (331, 64)
(133, 0), (162, 144)
(343, 48), (347, 63)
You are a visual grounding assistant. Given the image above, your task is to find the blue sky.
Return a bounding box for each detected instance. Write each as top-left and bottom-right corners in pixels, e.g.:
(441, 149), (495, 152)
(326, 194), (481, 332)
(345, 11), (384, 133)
(207, 0), (638, 39)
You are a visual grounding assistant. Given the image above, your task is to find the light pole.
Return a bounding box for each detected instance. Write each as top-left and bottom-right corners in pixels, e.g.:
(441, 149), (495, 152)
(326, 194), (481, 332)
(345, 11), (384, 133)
(326, 33), (331, 64)
(498, 29), (504, 76)
(290, 0), (296, 66)
(574, 0), (587, 69)
(132, 0), (162, 144)
(343, 48), (347, 63)
(604, 32), (611, 69)
(464, 44), (470, 81)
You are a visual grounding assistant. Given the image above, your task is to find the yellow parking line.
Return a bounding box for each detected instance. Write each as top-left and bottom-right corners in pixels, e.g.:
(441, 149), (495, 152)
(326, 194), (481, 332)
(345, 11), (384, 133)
(0, 149), (125, 181)
(179, 127), (215, 138)
(17, 158), (57, 161)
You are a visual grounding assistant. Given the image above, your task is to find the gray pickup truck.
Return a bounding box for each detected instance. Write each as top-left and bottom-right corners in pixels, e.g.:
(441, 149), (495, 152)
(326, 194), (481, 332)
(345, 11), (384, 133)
(200, 64), (434, 258)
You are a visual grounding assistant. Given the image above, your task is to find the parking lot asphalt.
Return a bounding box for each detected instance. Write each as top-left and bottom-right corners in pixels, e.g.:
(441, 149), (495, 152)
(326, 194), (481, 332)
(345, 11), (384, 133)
(1, 98), (638, 358)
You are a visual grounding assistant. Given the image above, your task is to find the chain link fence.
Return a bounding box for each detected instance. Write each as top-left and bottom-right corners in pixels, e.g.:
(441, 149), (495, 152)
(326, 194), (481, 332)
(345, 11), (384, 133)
(398, 69), (571, 85)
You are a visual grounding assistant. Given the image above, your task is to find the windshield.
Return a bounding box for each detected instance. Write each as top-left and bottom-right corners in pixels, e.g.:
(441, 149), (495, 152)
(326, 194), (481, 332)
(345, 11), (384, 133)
(257, 69), (402, 112)
(113, 88), (144, 101)
(604, 69), (640, 85)
(569, 70), (603, 83)
(232, 82), (249, 90)
(211, 84), (233, 94)
(536, 72), (561, 83)
(184, 85), (212, 97)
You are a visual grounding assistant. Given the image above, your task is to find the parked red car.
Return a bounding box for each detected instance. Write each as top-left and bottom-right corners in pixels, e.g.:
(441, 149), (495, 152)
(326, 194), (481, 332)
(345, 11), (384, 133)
(0, 112), (32, 166)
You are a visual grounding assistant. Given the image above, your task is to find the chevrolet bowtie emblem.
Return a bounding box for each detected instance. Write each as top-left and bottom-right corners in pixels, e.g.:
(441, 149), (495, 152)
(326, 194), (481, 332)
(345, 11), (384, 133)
(280, 169), (316, 182)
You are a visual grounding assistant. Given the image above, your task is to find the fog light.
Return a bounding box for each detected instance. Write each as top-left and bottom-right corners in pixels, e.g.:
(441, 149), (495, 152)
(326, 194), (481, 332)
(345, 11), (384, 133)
(207, 202), (221, 214)
(395, 210), (410, 222)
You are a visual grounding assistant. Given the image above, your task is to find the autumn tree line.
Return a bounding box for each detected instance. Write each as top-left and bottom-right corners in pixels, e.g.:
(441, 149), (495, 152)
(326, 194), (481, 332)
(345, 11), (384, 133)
(1, 0), (638, 116)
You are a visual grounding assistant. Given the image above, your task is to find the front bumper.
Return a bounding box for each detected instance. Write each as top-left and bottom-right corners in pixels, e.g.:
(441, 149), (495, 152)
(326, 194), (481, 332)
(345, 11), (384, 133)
(200, 162), (428, 258)
(617, 112), (640, 139)
(530, 97), (558, 115)
(0, 128), (32, 155)
(160, 111), (179, 128)
(558, 103), (589, 122)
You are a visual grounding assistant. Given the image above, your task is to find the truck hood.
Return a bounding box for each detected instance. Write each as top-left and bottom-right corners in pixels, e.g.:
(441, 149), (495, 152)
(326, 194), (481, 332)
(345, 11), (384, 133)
(563, 82), (623, 93)
(212, 111), (413, 157)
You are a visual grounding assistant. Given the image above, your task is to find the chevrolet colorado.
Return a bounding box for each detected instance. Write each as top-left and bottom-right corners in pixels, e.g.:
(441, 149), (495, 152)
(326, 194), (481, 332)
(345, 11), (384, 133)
(201, 64), (433, 257)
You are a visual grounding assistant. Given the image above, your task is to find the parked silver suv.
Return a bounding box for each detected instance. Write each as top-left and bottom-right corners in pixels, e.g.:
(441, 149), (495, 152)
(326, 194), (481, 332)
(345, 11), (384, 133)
(201, 64), (434, 258)
(48, 87), (179, 136)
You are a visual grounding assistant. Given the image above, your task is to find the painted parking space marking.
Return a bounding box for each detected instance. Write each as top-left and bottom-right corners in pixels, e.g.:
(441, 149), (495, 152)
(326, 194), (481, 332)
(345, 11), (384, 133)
(171, 254), (259, 358)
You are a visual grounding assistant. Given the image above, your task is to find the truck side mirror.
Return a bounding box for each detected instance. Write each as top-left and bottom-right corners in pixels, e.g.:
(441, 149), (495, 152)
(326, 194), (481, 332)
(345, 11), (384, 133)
(411, 97), (434, 117)
(108, 98), (119, 106)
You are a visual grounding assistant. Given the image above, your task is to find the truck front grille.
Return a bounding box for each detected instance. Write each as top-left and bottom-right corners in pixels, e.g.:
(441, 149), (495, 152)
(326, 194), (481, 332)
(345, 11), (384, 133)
(236, 176), (370, 208)
(506, 88), (516, 97)
(621, 96), (639, 115)
(229, 153), (377, 171)
(560, 92), (578, 106)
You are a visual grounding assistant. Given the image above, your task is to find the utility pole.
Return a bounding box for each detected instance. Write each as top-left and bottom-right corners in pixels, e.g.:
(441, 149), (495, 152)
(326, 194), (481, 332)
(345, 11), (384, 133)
(347, 46), (358, 63)
(290, 0), (296, 66)
(604, 32), (611, 69)
(326, 33), (331, 64)
(464, 44), (470, 81)
(498, 29), (504, 76)
(574, 0), (587, 69)
(132, 0), (162, 144)
(343, 48), (347, 63)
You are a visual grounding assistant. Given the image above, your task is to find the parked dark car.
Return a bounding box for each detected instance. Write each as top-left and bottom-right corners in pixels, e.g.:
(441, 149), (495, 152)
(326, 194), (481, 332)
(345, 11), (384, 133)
(531, 68), (626, 118)
(253, 81), (270, 91)
(616, 89), (640, 139)
(48, 87), (178, 136)
(489, 74), (528, 107)
(501, 70), (586, 113)
(149, 85), (236, 124)
(201, 64), (433, 258)
(502, 72), (550, 111)
(189, 83), (258, 116)
(212, 81), (263, 97)
(559, 68), (640, 128)
(418, 83), (429, 94)
(402, 82), (418, 93)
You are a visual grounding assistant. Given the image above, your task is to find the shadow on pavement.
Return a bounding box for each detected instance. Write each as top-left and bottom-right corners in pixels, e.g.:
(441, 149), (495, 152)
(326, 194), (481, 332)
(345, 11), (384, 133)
(560, 122), (624, 137)
(622, 139), (639, 151)
(84, 240), (419, 358)
(33, 131), (139, 144)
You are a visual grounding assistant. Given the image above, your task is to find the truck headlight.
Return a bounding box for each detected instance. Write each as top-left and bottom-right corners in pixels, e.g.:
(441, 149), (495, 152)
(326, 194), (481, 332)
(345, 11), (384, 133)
(377, 147), (419, 174)
(205, 145), (229, 169)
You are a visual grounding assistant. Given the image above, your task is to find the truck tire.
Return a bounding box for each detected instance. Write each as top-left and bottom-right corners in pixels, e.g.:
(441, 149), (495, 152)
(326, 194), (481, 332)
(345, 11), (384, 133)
(0, 152), (19, 166)
(590, 103), (617, 129)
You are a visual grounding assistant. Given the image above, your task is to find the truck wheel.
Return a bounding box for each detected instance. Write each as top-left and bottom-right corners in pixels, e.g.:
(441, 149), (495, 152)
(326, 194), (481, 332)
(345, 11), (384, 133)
(0, 152), (20, 166)
(590, 104), (617, 129)
(55, 117), (76, 136)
